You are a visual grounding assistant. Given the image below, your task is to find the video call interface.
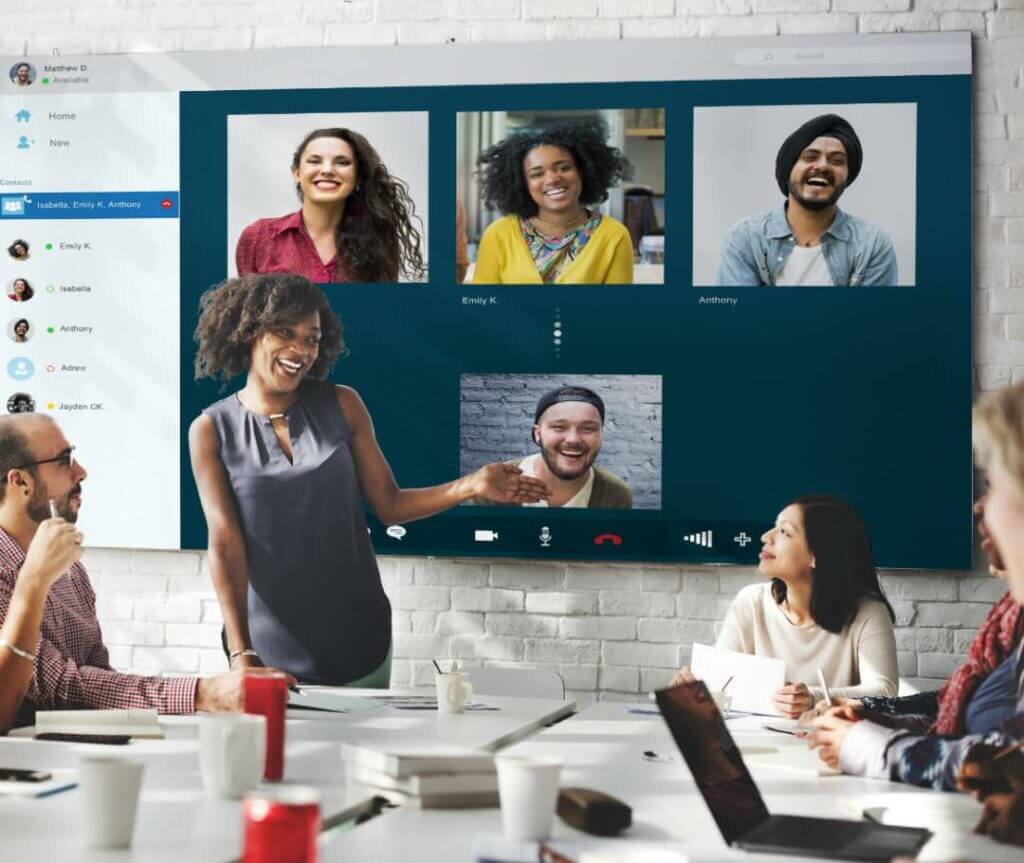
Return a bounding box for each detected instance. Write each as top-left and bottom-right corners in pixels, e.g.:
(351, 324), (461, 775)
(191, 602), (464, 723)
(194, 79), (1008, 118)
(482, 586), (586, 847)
(2, 35), (973, 568)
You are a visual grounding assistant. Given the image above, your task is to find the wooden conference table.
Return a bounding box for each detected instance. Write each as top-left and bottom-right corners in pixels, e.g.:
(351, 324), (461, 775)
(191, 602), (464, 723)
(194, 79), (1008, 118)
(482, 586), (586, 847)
(0, 692), (1019, 863)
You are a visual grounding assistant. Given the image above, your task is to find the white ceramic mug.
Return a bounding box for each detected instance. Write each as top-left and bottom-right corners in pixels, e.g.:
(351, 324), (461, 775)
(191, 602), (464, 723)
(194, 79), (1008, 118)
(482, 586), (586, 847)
(199, 713), (267, 799)
(495, 755), (563, 841)
(76, 754), (146, 848)
(435, 672), (473, 714)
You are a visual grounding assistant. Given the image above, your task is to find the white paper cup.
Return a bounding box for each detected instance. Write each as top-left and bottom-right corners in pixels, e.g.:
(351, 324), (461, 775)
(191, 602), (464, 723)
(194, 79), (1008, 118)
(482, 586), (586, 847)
(435, 672), (473, 714)
(710, 691), (732, 715)
(199, 713), (266, 799)
(495, 755), (563, 841)
(76, 754), (145, 848)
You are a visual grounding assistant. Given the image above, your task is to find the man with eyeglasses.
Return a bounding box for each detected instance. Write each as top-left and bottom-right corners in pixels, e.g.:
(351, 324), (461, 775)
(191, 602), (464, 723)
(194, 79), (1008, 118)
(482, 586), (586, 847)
(0, 413), (279, 730)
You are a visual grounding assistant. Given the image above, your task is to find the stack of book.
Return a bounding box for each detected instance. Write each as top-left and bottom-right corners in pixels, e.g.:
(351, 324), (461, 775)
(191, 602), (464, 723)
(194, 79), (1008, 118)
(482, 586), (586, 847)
(342, 742), (498, 808)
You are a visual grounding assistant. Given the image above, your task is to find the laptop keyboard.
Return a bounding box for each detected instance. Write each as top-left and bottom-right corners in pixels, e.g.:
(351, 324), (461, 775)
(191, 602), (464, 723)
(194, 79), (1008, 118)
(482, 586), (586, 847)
(755, 815), (865, 850)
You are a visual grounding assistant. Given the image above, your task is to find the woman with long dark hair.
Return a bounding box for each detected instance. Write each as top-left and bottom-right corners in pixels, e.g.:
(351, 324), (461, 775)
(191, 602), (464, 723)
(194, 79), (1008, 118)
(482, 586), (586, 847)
(8, 279), (33, 302)
(671, 494), (898, 717)
(189, 274), (547, 686)
(473, 118), (634, 285)
(236, 128), (425, 284)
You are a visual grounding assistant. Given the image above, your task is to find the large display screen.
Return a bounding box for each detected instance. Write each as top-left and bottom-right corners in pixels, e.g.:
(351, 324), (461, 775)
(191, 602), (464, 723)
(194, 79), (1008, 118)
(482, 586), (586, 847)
(1, 34), (973, 568)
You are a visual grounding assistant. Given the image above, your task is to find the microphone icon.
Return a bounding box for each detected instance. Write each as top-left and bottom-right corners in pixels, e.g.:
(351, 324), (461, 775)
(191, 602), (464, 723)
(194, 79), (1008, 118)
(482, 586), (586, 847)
(539, 526), (552, 548)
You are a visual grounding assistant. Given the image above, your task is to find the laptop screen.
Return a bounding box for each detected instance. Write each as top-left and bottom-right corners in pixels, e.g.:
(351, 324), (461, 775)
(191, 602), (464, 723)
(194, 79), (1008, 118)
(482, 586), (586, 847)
(656, 682), (771, 844)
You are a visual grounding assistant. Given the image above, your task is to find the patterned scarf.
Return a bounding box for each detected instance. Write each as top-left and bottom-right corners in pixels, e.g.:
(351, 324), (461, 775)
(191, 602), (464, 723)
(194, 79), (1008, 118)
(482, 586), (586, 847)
(520, 211), (603, 283)
(930, 591), (1024, 735)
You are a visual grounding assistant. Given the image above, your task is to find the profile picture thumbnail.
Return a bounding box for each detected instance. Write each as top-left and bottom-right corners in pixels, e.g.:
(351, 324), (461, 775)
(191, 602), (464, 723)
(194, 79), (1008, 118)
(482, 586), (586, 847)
(7, 239), (30, 261)
(227, 111), (429, 284)
(8, 317), (31, 342)
(457, 108), (665, 285)
(693, 103), (916, 287)
(9, 62), (35, 87)
(460, 373), (663, 510)
(7, 277), (33, 303)
(6, 392), (35, 414)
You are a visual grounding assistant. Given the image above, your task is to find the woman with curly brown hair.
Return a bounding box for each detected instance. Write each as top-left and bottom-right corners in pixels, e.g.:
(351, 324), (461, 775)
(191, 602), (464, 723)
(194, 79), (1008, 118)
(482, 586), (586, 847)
(474, 118), (634, 285)
(235, 127), (425, 284)
(189, 274), (548, 685)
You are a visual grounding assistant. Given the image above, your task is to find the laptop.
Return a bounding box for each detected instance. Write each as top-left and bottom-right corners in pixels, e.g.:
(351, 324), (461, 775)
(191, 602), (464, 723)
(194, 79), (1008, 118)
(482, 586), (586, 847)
(655, 682), (932, 862)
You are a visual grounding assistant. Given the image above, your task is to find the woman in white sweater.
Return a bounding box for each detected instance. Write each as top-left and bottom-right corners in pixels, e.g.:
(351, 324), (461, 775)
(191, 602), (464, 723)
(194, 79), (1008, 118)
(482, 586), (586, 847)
(673, 494), (898, 717)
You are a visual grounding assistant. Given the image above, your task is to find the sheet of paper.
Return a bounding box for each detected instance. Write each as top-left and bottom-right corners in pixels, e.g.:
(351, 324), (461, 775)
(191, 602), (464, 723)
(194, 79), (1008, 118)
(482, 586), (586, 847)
(744, 744), (841, 777)
(287, 688), (379, 714)
(690, 643), (785, 716)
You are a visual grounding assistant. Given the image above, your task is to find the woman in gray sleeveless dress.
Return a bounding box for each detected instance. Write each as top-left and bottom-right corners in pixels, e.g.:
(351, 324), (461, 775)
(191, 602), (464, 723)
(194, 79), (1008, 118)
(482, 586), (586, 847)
(189, 274), (549, 685)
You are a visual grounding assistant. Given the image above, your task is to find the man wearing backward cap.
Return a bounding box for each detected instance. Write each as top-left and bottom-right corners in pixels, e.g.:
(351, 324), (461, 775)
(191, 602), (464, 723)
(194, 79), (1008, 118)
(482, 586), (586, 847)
(716, 113), (898, 287)
(469, 386), (633, 509)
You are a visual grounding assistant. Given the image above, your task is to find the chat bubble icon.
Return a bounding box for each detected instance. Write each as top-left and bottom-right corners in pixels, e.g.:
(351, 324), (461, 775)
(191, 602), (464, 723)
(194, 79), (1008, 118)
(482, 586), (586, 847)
(386, 525), (407, 540)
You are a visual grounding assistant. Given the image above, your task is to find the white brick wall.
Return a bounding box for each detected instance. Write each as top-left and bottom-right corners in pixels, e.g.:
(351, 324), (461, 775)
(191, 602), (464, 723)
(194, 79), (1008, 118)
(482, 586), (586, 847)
(10, 0), (1023, 701)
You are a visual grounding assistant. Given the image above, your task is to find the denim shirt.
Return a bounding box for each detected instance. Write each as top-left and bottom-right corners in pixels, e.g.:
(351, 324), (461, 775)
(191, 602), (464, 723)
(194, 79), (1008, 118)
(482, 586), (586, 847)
(716, 204), (899, 287)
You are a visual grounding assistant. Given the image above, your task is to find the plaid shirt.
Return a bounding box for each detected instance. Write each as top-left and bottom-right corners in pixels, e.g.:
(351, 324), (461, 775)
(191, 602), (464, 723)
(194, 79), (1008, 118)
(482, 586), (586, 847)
(0, 527), (196, 717)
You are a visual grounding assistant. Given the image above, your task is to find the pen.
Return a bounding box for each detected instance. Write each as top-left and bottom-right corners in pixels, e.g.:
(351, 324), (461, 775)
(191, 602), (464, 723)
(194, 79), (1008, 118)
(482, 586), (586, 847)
(49, 499), (58, 519)
(432, 659), (443, 675)
(288, 684), (306, 696)
(721, 675), (734, 692)
(816, 667), (832, 707)
(992, 740), (1024, 762)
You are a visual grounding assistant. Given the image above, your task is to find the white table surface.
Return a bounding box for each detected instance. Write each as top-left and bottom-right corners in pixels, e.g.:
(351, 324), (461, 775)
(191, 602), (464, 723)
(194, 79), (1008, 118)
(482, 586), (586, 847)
(0, 689), (575, 862)
(320, 701), (1024, 863)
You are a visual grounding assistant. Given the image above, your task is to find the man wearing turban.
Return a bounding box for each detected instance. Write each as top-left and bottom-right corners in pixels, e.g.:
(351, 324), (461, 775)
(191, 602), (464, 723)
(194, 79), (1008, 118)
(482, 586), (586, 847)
(716, 114), (898, 287)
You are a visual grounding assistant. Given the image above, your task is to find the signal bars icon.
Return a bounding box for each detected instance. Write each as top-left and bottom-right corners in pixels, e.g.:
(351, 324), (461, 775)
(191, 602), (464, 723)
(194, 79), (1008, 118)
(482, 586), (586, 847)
(683, 530), (713, 548)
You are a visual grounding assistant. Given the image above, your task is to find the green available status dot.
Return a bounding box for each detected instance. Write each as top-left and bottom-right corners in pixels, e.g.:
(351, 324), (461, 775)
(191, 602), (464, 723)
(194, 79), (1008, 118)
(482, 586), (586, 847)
(41, 78), (50, 85)
(45, 243), (53, 250)
(47, 326), (54, 334)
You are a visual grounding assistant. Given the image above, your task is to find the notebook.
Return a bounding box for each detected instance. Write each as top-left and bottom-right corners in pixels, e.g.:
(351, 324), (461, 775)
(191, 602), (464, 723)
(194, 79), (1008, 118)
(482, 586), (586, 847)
(33, 709), (163, 739)
(690, 643), (786, 716)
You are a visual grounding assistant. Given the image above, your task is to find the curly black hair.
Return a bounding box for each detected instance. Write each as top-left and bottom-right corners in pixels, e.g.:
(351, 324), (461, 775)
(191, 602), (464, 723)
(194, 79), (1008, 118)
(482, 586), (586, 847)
(193, 274), (346, 384)
(7, 239), (29, 259)
(292, 128), (425, 282)
(477, 118), (633, 219)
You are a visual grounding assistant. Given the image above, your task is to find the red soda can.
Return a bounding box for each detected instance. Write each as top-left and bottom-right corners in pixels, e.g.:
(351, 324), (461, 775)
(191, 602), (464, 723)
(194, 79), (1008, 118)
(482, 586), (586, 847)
(244, 671), (289, 781)
(242, 786), (320, 863)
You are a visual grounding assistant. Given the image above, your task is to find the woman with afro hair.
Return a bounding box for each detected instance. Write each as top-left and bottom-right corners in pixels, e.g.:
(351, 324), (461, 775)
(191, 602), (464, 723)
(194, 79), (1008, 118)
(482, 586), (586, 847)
(235, 127), (425, 284)
(189, 274), (549, 685)
(473, 118), (634, 285)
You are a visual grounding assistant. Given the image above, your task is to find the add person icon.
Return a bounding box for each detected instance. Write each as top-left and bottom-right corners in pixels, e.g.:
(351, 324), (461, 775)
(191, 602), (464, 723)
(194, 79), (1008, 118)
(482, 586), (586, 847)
(6, 357), (33, 381)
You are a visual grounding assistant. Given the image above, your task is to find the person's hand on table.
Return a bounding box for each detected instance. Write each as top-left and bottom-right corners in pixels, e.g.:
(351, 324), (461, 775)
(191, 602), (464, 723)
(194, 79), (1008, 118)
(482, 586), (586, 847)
(669, 666), (696, 687)
(773, 682), (813, 718)
(797, 696), (862, 726)
(804, 705), (862, 769)
(195, 667), (297, 712)
(470, 463), (550, 505)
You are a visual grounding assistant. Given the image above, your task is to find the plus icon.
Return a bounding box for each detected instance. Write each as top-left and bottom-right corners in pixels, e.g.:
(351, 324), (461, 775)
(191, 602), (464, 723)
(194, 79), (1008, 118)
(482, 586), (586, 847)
(734, 532), (752, 547)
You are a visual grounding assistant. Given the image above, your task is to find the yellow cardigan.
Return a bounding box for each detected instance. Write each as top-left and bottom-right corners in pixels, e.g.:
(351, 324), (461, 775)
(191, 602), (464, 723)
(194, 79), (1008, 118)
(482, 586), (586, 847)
(472, 214), (635, 285)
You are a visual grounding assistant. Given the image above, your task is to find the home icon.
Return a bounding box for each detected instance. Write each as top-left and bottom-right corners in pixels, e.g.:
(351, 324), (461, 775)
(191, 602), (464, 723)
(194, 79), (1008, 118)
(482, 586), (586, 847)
(14, 109), (30, 122)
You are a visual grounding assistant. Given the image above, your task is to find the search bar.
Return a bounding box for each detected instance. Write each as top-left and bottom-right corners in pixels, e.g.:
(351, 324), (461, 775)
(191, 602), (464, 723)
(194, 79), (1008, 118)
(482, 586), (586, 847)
(734, 44), (966, 67)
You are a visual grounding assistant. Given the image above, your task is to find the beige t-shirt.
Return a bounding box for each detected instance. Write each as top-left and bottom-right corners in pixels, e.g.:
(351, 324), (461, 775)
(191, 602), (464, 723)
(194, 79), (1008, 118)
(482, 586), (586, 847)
(715, 583), (898, 701)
